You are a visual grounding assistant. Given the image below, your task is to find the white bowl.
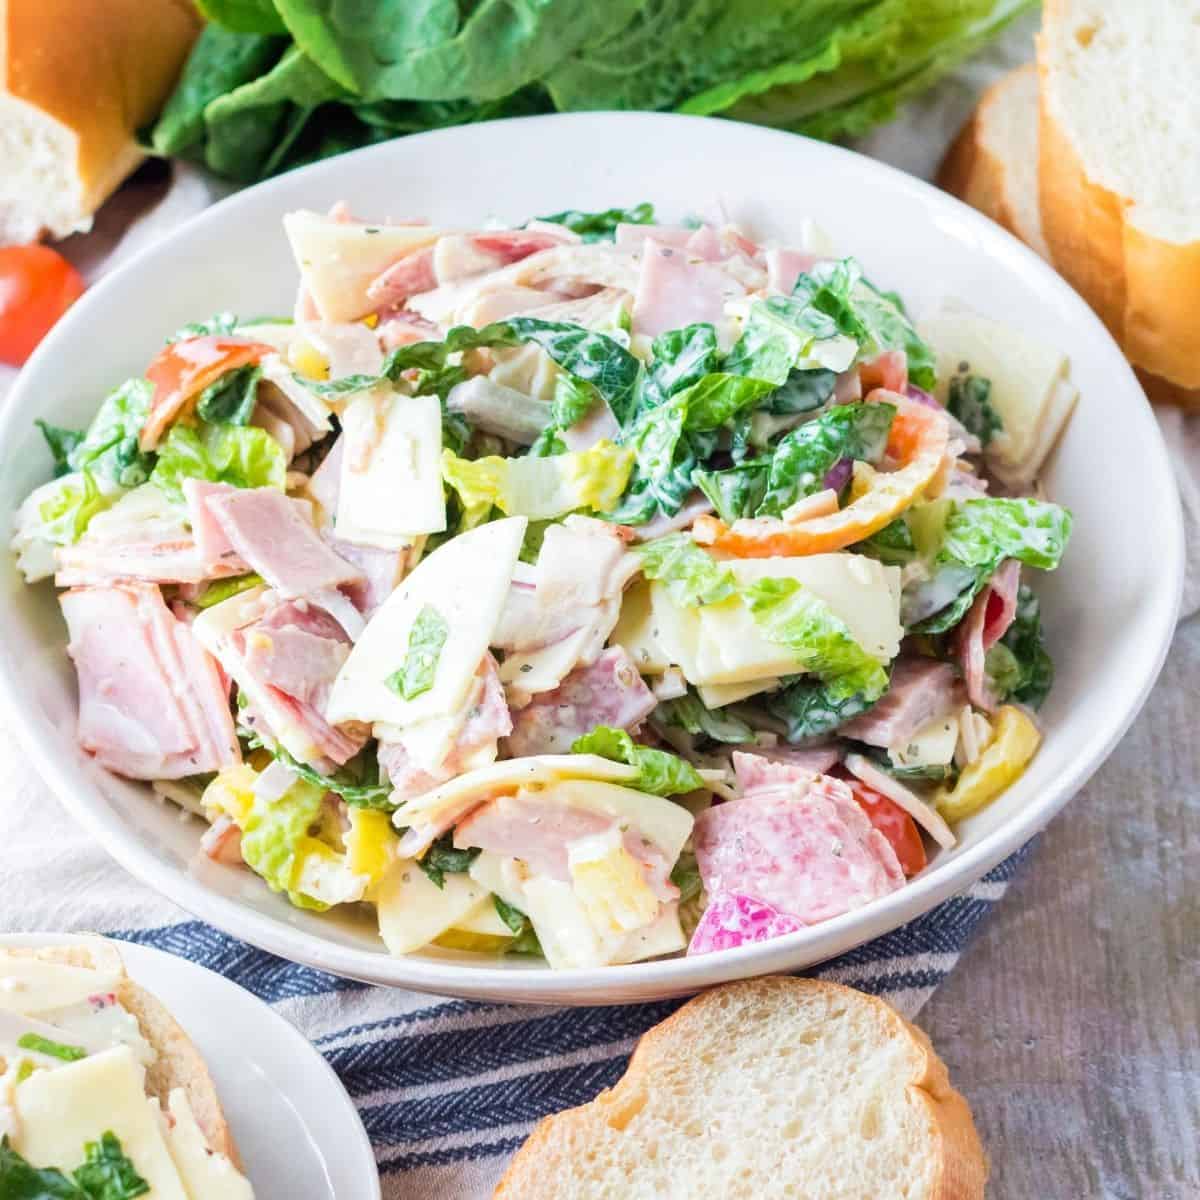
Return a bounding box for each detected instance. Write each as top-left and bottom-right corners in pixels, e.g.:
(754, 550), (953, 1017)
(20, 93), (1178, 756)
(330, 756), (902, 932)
(0, 113), (1182, 1005)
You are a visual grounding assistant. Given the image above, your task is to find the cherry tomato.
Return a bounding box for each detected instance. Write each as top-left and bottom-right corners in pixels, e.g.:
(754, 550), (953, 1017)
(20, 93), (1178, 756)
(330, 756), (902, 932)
(0, 245), (86, 366)
(141, 336), (276, 450)
(846, 777), (927, 877)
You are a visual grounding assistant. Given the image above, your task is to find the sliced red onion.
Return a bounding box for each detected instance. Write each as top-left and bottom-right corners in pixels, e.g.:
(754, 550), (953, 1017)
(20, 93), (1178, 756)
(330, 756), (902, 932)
(905, 384), (940, 408)
(823, 458), (853, 493)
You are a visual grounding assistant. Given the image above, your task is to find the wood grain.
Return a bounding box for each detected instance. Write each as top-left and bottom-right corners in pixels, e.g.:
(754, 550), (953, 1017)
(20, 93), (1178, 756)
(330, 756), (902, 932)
(920, 616), (1200, 1199)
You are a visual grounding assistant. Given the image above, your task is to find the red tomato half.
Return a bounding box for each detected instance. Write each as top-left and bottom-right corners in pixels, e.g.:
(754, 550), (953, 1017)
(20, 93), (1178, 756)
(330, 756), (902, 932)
(0, 245), (86, 366)
(846, 778), (927, 877)
(141, 336), (276, 450)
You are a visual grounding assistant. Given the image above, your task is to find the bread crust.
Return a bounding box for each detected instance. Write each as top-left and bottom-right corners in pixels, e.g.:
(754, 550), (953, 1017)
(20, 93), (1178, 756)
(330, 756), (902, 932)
(494, 977), (987, 1200)
(3, 939), (240, 1166)
(1, 0), (199, 234)
(1036, 0), (1200, 392)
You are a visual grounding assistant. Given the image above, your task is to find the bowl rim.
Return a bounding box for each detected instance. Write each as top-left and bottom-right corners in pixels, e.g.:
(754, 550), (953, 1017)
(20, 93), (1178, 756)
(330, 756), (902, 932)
(0, 111), (1184, 1001)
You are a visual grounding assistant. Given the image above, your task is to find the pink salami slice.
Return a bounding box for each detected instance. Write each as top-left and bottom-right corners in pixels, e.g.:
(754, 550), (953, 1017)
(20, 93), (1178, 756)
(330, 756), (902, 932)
(687, 891), (804, 955)
(693, 775), (904, 927)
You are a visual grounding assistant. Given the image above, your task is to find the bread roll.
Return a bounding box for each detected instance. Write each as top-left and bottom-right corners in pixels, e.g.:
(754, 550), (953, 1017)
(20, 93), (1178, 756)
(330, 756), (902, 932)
(0, 0), (199, 243)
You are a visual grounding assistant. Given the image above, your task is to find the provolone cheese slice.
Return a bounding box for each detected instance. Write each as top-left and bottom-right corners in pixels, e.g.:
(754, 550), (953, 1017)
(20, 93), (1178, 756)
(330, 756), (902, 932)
(0, 956), (121, 1015)
(376, 860), (486, 957)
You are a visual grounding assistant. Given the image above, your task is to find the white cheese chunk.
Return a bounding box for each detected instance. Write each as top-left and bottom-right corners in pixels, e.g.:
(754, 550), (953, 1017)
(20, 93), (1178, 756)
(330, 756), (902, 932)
(0, 955), (121, 1015)
(327, 517), (525, 728)
(283, 211), (443, 322)
(609, 582), (670, 675)
(376, 860), (487, 957)
(162, 1089), (255, 1200)
(697, 678), (779, 708)
(13, 1047), (188, 1198)
(337, 389), (445, 547)
(890, 713), (960, 768)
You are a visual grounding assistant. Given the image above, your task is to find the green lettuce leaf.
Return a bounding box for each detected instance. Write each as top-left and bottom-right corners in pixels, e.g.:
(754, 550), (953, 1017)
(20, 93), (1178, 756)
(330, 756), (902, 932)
(640, 323), (722, 413)
(669, 852), (703, 904)
(692, 460), (769, 525)
(724, 293), (858, 384)
(33, 471), (113, 546)
(857, 516), (917, 566)
(66, 379), (154, 488)
(939, 498), (1073, 573)
(655, 690), (756, 744)
(71, 1134), (151, 1200)
(572, 727), (703, 796)
(197, 0), (289, 34)
(492, 895), (543, 955)
(767, 677), (878, 742)
(744, 577), (889, 702)
(988, 584), (1054, 709)
(195, 363), (262, 426)
(168, 312), (239, 343)
(537, 201), (654, 242)
(759, 367), (837, 416)
(35, 421), (83, 478)
(195, 573), (264, 609)
(150, 421), (287, 502)
(265, 743), (395, 810)
(386, 604), (449, 701)
(239, 774), (327, 910)
(633, 533), (736, 607)
(947, 373), (1002, 447)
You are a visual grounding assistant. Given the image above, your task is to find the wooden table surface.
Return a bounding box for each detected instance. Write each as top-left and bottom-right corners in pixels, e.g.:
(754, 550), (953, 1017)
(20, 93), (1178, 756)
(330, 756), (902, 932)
(919, 614), (1199, 1199)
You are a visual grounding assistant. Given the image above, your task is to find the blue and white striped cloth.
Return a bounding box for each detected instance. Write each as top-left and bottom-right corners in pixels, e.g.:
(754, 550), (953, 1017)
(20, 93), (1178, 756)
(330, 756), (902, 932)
(114, 850), (1031, 1198)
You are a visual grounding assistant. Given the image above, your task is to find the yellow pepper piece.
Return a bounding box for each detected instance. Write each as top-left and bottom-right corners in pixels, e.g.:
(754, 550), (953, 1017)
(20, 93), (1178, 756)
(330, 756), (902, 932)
(432, 930), (513, 954)
(345, 809), (397, 893)
(200, 764), (259, 824)
(289, 340), (330, 380)
(935, 705), (1042, 823)
(361, 313), (379, 329)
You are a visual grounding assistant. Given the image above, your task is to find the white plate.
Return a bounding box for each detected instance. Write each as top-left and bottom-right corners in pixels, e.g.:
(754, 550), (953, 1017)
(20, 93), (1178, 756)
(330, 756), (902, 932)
(0, 113), (1183, 1005)
(0, 933), (379, 1199)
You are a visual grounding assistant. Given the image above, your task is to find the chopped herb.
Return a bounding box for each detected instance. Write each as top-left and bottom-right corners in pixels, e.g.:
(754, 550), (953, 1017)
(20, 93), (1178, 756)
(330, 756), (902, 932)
(16, 1033), (86, 1062)
(385, 604), (449, 700)
(418, 834), (480, 889)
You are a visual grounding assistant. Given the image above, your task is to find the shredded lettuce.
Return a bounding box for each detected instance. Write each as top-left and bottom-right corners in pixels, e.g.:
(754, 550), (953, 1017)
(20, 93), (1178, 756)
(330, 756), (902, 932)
(633, 533), (736, 607)
(572, 726), (704, 796)
(537, 201), (654, 242)
(0, 1131), (151, 1200)
(386, 603), (449, 701)
(149, 421), (287, 501)
(744, 577), (889, 702)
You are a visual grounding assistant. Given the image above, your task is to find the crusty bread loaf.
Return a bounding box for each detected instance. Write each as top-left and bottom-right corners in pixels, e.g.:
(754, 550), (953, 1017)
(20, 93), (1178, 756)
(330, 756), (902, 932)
(495, 977), (987, 1200)
(4, 938), (240, 1165)
(1037, 0), (1200, 393)
(939, 64), (1048, 259)
(0, 0), (199, 243)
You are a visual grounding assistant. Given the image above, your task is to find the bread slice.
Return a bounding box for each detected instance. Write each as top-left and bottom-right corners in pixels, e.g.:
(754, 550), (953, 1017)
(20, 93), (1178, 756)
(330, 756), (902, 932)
(2, 938), (240, 1165)
(939, 64), (1049, 259)
(494, 978), (986, 1200)
(0, 0), (199, 242)
(1037, 0), (1200, 392)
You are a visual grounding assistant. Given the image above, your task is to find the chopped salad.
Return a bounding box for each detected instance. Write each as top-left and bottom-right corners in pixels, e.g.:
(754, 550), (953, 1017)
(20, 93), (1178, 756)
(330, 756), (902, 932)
(12, 203), (1075, 968)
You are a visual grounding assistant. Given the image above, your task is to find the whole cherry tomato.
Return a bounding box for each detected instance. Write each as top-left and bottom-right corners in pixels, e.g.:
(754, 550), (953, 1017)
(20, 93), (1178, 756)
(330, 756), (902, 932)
(0, 244), (86, 366)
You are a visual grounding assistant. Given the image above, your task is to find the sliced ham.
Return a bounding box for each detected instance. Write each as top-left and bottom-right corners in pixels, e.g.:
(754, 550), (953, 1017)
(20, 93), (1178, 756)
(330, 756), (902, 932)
(693, 773), (904, 928)
(453, 792), (676, 901)
(505, 647), (656, 756)
(61, 583), (239, 780)
(56, 486), (239, 588)
(957, 559), (1021, 712)
(366, 248), (438, 307)
(204, 487), (364, 599)
(631, 240), (744, 339)
(731, 747), (841, 795)
(242, 601), (350, 705)
(182, 480), (250, 575)
(765, 248), (818, 295)
(840, 657), (963, 749)
(615, 224), (696, 250)
(378, 654), (511, 801)
(377, 309), (441, 350)
(326, 536), (406, 618)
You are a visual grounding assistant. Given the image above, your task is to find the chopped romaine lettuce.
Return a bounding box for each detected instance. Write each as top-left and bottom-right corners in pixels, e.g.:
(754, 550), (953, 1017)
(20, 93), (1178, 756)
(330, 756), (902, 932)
(169, 311), (239, 342)
(64, 378), (154, 488)
(536, 201), (654, 242)
(633, 534), (736, 607)
(987, 584), (1054, 709)
(692, 460), (770, 525)
(34, 471), (113, 546)
(0, 1129), (151, 1200)
(35, 420), (83, 477)
(767, 676), (878, 742)
(939, 498), (1073, 572)
(669, 853), (703, 904)
(232, 774), (328, 910)
(857, 516), (917, 566)
(442, 441), (633, 522)
(386, 603), (449, 701)
(655, 690), (756, 744)
(572, 726), (703, 796)
(417, 833), (480, 889)
(744, 577), (889, 702)
(640, 323), (721, 413)
(149, 421), (286, 502)
(493, 895), (543, 955)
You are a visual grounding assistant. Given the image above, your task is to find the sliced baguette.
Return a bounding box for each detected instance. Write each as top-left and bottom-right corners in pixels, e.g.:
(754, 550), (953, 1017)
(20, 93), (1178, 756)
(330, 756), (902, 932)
(2, 938), (240, 1165)
(0, 0), (199, 243)
(938, 63), (1048, 258)
(1037, 0), (1200, 392)
(495, 977), (986, 1200)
